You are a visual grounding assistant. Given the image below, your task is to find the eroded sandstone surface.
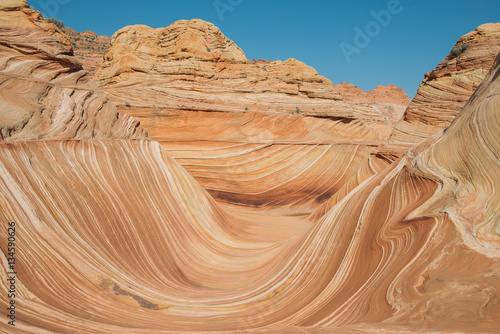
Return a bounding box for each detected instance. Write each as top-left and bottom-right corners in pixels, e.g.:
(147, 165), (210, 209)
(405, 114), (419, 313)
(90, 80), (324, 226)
(0, 1), (499, 333)
(61, 27), (110, 77)
(0, 2), (145, 141)
(94, 19), (409, 210)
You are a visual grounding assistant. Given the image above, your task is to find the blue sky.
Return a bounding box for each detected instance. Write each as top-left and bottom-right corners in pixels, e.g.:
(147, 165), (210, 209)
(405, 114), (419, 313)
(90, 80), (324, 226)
(31, 0), (500, 98)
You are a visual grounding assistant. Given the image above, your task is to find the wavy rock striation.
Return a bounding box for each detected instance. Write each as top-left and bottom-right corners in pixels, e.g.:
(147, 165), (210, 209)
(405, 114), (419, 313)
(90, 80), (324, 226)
(0, 51), (498, 332)
(95, 19), (407, 210)
(0, 2), (499, 332)
(380, 49), (500, 331)
(0, 0), (146, 141)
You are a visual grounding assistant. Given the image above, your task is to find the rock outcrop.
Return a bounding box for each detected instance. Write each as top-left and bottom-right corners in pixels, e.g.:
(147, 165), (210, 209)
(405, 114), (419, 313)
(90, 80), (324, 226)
(96, 20), (408, 138)
(335, 82), (411, 142)
(336, 82), (410, 105)
(96, 21), (356, 120)
(385, 23), (500, 153)
(0, 0), (146, 141)
(61, 27), (110, 77)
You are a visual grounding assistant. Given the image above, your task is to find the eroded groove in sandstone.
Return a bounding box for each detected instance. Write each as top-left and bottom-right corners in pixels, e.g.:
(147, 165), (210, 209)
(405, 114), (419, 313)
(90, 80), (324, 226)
(0, 1), (499, 333)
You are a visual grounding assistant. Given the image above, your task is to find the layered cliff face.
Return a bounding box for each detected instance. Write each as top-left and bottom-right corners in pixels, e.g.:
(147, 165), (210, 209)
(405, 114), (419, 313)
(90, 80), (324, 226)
(95, 19), (406, 210)
(1, 2), (500, 333)
(0, 0), (146, 141)
(96, 21), (356, 122)
(386, 23), (500, 153)
(96, 19), (408, 136)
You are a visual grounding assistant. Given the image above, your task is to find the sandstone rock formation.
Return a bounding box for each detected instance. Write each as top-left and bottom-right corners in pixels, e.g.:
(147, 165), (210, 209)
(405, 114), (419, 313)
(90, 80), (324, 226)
(62, 27), (110, 77)
(0, 1), (146, 141)
(380, 50), (500, 330)
(318, 22), (500, 224)
(95, 19), (407, 210)
(96, 20), (408, 137)
(335, 82), (410, 127)
(1, 2), (499, 333)
(385, 23), (500, 153)
(335, 82), (411, 106)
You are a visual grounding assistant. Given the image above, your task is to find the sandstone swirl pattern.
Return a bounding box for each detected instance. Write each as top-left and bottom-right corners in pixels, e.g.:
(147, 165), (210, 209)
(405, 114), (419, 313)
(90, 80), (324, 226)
(0, 1), (146, 141)
(95, 19), (408, 210)
(0, 2), (499, 333)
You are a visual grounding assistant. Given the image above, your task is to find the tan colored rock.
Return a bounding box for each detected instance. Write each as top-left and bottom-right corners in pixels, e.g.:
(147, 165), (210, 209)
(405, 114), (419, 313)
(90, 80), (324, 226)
(313, 23), (500, 224)
(336, 82), (410, 105)
(2, 52), (499, 332)
(0, 3), (499, 332)
(0, 2), (146, 141)
(1, 0), (28, 11)
(335, 82), (410, 137)
(96, 19), (408, 128)
(96, 19), (408, 209)
(386, 23), (500, 153)
(384, 50), (500, 328)
(62, 27), (110, 77)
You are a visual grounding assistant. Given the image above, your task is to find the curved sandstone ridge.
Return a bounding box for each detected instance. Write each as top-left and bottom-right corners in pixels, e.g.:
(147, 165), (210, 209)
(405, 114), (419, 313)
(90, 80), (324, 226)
(95, 19), (409, 209)
(0, 55), (499, 332)
(409, 51), (500, 258)
(381, 50), (500, 328)
(0, 0), (146, 141)
(0, 3), (499, 332)
(386, 23), (500, 153)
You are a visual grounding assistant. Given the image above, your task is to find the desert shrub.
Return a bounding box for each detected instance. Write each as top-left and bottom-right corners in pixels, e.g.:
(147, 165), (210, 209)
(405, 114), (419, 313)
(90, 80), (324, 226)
(46, 17), (64, 29)
(452, 43), (469, 56)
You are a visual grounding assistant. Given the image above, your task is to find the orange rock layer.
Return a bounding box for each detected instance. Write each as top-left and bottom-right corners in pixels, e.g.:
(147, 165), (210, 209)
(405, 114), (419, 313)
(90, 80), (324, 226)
(0, 2), (499, 333)
(335, 82), (411, 106)
(96, 19), (409, 209)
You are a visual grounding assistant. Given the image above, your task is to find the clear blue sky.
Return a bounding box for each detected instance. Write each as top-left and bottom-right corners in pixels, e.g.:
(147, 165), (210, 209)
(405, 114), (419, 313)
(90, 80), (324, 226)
(30, 0), (500, 98)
